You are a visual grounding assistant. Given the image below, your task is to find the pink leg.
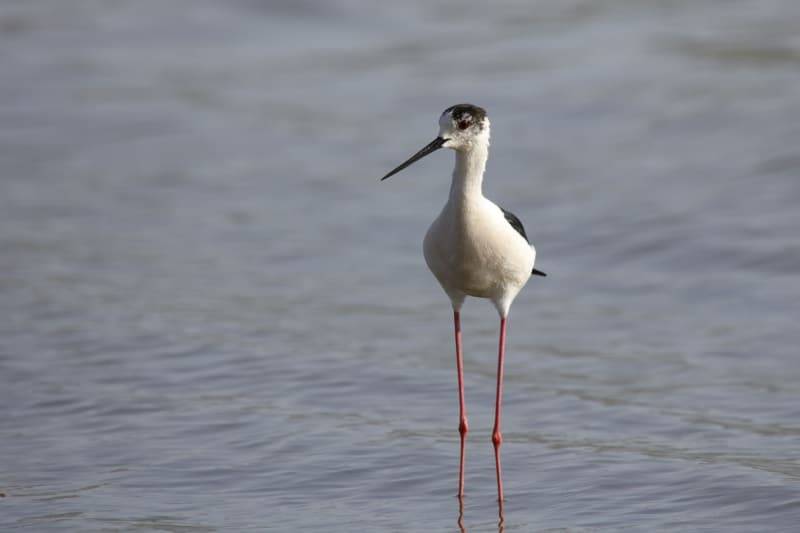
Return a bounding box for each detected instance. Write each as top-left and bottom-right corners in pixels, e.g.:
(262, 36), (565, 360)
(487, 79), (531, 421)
(454, 310), (468, 499)
(457, 495), (466, 532)
(492, 317), (508, 502)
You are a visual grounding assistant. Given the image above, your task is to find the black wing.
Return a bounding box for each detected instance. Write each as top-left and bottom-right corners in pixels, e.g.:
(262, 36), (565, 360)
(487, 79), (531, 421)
(500, 206), (547, 277)
(500, 206), (529, 243)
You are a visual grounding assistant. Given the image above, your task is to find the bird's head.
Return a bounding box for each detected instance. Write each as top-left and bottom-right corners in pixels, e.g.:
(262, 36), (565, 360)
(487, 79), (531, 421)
(381, 103), (490, 181)
(438, 103), (490, 151)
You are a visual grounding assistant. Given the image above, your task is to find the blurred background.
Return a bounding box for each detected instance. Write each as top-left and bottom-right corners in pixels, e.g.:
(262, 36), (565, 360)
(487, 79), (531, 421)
(1, 1), (799, 531)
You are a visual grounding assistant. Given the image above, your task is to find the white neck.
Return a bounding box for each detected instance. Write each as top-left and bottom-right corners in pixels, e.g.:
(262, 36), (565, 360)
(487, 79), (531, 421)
(448, 142), (489, 204)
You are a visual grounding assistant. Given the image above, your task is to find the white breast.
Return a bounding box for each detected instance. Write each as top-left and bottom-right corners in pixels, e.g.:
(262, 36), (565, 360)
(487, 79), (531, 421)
(423, 197), (535, 308)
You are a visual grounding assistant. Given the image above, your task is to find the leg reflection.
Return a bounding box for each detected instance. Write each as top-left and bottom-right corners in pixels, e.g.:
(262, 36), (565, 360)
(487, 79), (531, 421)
(498, 497), (505, 532)
(457, 495), (466, 533)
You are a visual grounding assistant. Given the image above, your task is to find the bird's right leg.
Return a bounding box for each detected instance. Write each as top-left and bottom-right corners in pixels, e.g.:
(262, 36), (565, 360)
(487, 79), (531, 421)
(453, 309), (468, 499)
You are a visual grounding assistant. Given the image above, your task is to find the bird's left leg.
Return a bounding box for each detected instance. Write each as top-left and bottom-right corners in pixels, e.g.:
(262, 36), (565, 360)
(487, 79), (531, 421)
(491, 316), (507, 502)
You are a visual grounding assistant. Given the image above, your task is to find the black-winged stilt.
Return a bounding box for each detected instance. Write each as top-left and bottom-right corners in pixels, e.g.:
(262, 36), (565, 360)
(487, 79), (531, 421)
(381, 104), (546, 502)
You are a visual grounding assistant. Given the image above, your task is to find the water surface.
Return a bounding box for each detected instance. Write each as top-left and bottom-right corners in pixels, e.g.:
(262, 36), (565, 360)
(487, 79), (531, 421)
(2, 1), (800, 531)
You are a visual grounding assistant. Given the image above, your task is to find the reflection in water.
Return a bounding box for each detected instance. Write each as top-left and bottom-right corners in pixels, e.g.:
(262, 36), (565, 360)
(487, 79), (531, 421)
(498, 499), (505, 532)
(455, 496), (505, 532)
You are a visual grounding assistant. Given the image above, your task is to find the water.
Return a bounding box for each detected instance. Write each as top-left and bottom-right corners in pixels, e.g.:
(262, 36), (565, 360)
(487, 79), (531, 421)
(2, 1), (800, 530)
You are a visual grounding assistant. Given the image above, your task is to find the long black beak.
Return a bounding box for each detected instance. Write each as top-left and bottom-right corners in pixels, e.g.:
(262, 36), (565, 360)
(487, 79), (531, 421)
(381, 137), (446, 181)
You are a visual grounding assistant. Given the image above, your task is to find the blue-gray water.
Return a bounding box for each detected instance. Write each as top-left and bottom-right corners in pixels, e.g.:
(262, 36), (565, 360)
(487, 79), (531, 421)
(2, 1), (800, 531)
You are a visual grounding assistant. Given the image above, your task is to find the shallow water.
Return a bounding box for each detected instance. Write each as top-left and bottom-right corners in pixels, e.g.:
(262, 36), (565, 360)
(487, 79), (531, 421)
(2, 1), (800, 531)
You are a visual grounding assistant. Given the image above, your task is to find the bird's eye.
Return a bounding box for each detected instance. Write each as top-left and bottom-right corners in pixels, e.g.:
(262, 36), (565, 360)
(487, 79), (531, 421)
(457, 120), (470, 130)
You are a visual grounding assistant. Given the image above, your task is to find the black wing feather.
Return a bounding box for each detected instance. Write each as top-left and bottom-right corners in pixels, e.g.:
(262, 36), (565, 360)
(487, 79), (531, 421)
(500, 206), (547, 277)
(500, 207), (529, 243)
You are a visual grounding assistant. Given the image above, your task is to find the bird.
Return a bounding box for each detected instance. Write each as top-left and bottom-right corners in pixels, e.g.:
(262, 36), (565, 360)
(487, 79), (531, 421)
(380, 103), (546, 503)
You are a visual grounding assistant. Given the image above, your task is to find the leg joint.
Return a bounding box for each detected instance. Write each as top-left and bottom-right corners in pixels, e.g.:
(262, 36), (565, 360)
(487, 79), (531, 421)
(492, 430), (503, 447)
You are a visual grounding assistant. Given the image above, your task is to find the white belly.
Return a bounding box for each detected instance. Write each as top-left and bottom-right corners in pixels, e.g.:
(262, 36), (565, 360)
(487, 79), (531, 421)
(423, 198), (535, 302)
